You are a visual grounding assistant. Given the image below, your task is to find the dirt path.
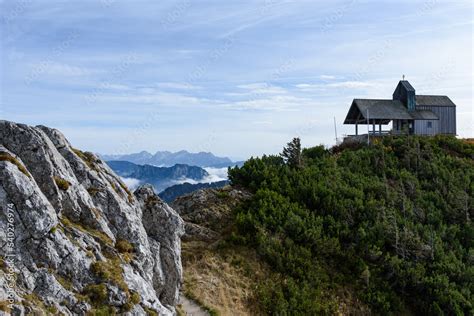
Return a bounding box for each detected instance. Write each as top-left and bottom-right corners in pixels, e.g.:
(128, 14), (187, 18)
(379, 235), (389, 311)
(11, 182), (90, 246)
(179, 294), (210, 316)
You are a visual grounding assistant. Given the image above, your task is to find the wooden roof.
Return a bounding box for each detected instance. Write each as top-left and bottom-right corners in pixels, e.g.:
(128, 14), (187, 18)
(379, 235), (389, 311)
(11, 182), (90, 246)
(416, 95), (456, 107)
(344, 99), (413, 124)
(410, 110), (439, 120)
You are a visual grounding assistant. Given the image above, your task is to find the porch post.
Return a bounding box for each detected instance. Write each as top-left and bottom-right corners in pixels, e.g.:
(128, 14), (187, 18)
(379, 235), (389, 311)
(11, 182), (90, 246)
(379, 124), (382, 134)
(372, 122), (375, 135)
(355, 123), (358, 135)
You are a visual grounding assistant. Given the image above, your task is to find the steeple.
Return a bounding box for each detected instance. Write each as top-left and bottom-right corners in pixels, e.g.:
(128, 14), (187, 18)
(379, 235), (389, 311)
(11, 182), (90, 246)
(393, 80), (416, 112)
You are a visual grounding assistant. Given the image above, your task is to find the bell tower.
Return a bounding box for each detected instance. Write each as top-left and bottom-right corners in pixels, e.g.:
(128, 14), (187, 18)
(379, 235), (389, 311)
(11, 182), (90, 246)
(393, 79), (416, 112)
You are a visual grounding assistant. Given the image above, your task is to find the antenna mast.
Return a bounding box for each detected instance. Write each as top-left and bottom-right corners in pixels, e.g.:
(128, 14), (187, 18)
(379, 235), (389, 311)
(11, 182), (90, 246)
(333, 116), (338, 144)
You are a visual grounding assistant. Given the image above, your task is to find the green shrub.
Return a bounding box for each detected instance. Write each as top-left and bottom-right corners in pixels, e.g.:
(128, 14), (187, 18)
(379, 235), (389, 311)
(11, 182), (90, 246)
(229, 136), (474, 314)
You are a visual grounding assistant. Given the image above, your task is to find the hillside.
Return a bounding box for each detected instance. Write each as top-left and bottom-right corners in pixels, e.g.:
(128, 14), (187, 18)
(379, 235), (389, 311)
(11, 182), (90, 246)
(106, 160), (209, 192)
(0, 121), (184, 315)
(175, 136), (473, 315)
(159, 180), (229, 203)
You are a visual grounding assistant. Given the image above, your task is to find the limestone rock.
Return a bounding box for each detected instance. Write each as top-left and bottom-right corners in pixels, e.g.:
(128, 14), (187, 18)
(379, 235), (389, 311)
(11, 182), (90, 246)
(135, 184), (185, 307)
(0, 120), (184, 315)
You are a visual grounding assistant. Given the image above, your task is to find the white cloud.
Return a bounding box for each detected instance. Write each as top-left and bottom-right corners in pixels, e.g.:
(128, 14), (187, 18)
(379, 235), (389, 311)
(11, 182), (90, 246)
(295, 81), (377, 91)
(171, 167), (228, 185)
(120, 177), (141, 190)
(237, 83), (288, 95)
(320, 75), (336, 80)
(295, 83), (317, 89)
(95, 90), (209, 106)
(229, 95), (309, 111)
(203, 167), (228, 182)
(328, 81), (377, 89)
(29, 62), (102, 77)
(156, 82), (201, 90)
(102, 84), (131, 90)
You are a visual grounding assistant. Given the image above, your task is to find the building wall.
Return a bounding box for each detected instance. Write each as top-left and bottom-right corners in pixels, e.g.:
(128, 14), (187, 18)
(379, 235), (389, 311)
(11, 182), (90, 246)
(414, 119), (439, 135)
(416, 106), (456, 135)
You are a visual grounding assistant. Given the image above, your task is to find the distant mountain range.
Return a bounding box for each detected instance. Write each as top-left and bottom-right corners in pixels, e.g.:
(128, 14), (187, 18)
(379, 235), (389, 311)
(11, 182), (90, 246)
(106, 161), (210, 192)
(158, 180), (229, 203)
(101, 150), (242, 168)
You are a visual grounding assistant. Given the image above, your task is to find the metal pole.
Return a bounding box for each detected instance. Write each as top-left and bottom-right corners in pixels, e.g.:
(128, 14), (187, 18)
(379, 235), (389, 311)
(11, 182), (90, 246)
(333, 116), (338, 144)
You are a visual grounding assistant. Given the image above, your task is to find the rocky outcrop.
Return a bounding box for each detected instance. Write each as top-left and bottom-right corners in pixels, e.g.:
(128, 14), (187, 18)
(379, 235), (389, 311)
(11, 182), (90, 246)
(159, 180), (229, 203)
(172, 186), (251, 242)
(0, 121), (184, 315)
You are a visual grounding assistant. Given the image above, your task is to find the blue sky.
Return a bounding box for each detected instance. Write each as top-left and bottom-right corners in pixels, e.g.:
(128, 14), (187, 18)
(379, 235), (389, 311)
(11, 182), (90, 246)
(1, 0), (472, 160)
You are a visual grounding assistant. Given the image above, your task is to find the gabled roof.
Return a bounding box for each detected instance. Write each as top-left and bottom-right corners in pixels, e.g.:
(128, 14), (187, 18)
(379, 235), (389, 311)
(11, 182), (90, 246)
(399, 80), (415, 92)
(344, 99), (413, 124)
(416, 95), (455, 107)
(410, 110), (439, 120)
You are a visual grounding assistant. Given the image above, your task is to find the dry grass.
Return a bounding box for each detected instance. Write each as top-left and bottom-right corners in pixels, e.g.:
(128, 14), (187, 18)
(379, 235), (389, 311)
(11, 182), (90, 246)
(143, 306), (158, 316)
(72, 148), (100, 172)
(115, 239), (134, 253)
(107, 178), (134, 204)
(87, 187), (103, 197)
(117, 180), (134, 203)
(22, 292), (58, 314)
(462, 138), (474, 145)
(115, 239), (135, 263)
(0, 153), (30, 177)
(176, 304), (186, 316)
(182, 241), (267, 316)
(60, 216), (113, 246)
(0, 301), (11, 313)
(54, 176), (70, 191)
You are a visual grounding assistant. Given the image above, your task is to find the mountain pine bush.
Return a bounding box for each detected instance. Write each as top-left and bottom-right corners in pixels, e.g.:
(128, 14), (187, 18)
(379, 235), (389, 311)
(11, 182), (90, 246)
(229, 136), (473, 315)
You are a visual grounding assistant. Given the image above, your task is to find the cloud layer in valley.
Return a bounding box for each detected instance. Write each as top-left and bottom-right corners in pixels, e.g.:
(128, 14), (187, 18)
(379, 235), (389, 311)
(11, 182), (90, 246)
(120, 177), (141, 190)
(173, 167), (229, 186)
